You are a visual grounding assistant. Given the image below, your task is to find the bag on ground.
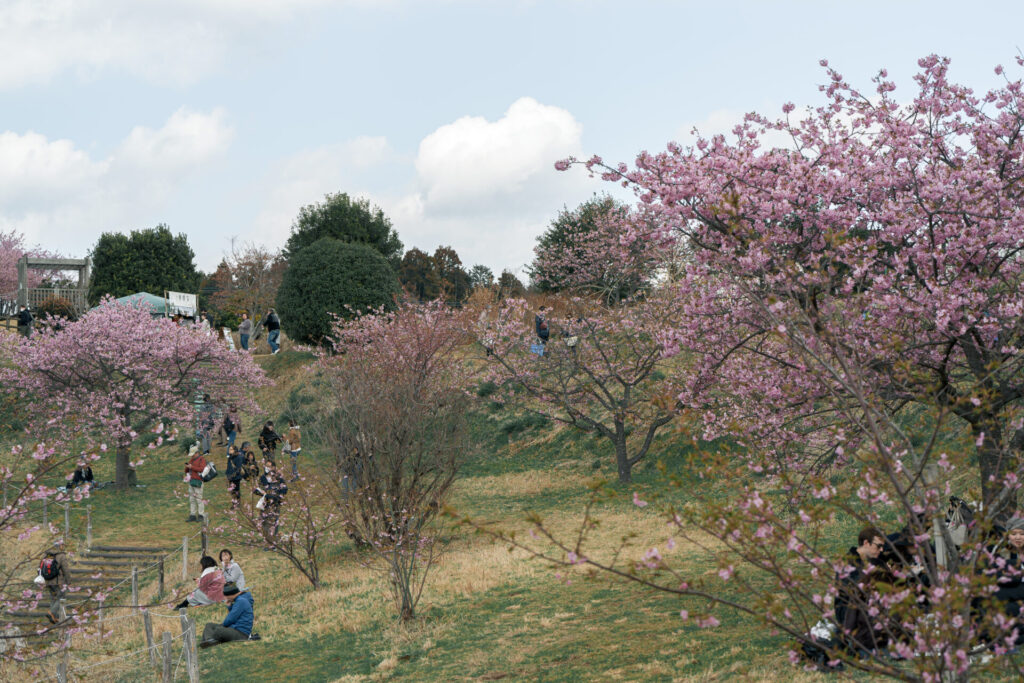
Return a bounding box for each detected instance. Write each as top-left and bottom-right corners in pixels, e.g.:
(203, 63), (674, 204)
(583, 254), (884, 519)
(798, 619), (844, 671)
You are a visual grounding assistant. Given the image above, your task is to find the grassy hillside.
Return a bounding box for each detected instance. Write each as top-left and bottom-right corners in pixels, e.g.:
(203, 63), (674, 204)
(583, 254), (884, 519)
(5, 350), (853, 682)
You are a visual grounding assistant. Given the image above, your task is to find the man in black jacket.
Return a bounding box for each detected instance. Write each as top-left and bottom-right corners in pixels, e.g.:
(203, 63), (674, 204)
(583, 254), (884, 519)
(225, 445), (245, 504)
(258, 421), (281, 454)
(835, 526), (896, 654)
(262, 308), (281, 354)
(16, 305), (33, 338)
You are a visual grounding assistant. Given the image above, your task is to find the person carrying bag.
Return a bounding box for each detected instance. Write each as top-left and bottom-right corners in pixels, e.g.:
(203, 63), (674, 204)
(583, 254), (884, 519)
(185, 445), (207, 522)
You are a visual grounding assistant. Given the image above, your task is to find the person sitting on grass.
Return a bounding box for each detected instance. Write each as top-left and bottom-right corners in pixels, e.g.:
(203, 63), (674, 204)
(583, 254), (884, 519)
(175, 555), (225, 609)
(219, 549), (246, 591)
(835, 526), (896, 655)
(68, 463), (94, 491)
(199, 581), (256, 648)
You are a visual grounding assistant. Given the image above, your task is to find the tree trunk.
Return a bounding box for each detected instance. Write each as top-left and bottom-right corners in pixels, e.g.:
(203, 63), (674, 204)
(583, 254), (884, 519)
(975, 419), (1015, 519)
(614, 422), (631, 483)
(115, 445), (137, 490)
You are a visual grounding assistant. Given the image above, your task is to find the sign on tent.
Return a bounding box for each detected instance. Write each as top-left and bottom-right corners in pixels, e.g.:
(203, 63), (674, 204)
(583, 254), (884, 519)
(165, 291), (198, 317)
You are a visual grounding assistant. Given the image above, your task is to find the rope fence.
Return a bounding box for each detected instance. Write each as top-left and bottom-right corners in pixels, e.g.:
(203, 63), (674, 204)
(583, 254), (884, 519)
(4, 518), (211, 681)
(3, 473), (219, 681)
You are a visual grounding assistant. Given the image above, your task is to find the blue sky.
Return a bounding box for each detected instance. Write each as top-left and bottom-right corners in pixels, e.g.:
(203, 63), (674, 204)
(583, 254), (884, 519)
(1, 0), (1021, 278)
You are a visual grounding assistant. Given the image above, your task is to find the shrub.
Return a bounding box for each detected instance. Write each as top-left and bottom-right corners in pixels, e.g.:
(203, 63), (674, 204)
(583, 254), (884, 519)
(276, 238), (401, 344)
(36, 295), (77, 321)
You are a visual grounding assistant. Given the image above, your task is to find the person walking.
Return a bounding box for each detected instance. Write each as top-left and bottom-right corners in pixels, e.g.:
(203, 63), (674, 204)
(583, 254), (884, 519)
(225, 445), (245, 505)
(199, 582), (254, 647)
(256, 461), (288, 542)
(258, 420), (282, 455)
(262, 308), (281, 354)
(198, 394), (216, 454)
(238, 312), (252, 351)
(285, 420), (301, 481)
(16, 305), (33, 339)
(222, 406), (241, 448)
(184, 445), (207, 522)
(40, 543), (71, 623)
(535, 306), (550, 345)
(240, 443), (260, 495)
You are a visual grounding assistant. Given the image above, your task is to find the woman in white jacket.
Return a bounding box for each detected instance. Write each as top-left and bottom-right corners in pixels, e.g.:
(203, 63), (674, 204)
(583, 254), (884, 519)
(219, 549), (246, 590)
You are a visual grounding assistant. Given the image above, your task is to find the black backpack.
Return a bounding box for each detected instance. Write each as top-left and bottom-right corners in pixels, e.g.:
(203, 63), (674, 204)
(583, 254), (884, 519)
(39, 557), (60, 581)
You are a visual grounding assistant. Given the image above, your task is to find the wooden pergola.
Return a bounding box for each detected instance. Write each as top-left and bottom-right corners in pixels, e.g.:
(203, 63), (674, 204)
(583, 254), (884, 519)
(15, 256), (92, 316)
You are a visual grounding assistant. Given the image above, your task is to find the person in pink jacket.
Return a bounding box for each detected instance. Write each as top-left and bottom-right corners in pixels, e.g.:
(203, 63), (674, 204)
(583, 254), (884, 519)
(175, 556), (225, 609)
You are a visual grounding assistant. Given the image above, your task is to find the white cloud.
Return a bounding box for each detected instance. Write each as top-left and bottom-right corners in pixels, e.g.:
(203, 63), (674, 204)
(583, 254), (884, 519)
(0, 0), (360, 89)
(415, 97), (584, 214)
(249, 136), (394, 249)
(0, 108), (233, 257)
(399, 96), (593, 272)
(115, 108), (233, 173)
(0, 131), (107, 204)
(248, 97), (599, 276)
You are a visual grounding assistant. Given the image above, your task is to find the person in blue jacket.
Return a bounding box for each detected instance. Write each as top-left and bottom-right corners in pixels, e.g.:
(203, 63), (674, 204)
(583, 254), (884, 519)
(199, 582), (256, 647)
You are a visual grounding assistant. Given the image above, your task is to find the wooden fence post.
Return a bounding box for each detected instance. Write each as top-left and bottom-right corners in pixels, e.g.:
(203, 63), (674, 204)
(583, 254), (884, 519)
(158, 557), (165, 599)
(2, 481), (6, 509)
(201, 524), (208, 555)
(131, 566), (139, 608)
(56, 660), (67, 683)
(182, 536), (188, 581)
(162, 630), (173, 682)
(188, 617), (200, 682)
(180, 608), (200, 683)
(63, 503), (69, 542)
(97, 603), (104, 635)
(42, 496), (47, 527)
(60, 598), (70, 679)
(86, 504), (92, 550)
(143, 609), (157, 668)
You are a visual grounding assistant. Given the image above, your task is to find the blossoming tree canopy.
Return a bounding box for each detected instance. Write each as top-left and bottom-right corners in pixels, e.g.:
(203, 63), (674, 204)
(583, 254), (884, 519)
(5, 298), (270, 489)
(479, 294), (680, 483)
(529, 195), (676, 305)
(563, 54), (1024, 509)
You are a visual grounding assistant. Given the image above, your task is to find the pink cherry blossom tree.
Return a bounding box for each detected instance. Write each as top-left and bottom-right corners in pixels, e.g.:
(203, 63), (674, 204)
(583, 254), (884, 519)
(566, 54), (1024, 514)
(529, 197), (676, 305)
(478, 292), (681, 483)
(458, 54), (1024, 679)
(3, 298), (270, 489)
(0, 229), (53, 295)
(319, 302), (474, 621)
